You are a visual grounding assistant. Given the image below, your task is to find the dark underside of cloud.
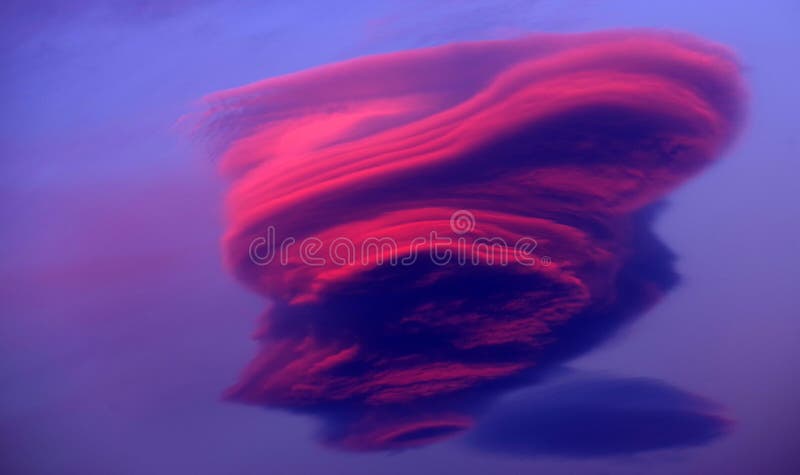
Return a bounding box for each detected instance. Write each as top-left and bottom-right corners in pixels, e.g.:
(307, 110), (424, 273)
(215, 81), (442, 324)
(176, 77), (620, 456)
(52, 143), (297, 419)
(468, 374), (732, 458)
(197, 30), (746, 452)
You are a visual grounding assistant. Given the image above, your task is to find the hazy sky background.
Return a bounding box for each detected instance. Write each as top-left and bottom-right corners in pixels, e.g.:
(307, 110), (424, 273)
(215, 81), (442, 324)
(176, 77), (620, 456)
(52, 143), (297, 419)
(1, 1), (798, 473)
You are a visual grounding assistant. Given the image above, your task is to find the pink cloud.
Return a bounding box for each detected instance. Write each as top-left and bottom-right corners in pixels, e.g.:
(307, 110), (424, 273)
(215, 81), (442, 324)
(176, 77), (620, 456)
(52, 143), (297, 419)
(197, 30), (745, 450)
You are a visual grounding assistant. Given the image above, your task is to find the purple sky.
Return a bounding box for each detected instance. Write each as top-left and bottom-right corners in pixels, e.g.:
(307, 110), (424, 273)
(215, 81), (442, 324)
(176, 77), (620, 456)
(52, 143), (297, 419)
(1, 1), (798, 474)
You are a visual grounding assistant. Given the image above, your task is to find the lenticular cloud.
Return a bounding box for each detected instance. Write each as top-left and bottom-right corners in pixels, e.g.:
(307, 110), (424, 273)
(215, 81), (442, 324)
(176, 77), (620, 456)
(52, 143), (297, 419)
(199, 30), (745, 450)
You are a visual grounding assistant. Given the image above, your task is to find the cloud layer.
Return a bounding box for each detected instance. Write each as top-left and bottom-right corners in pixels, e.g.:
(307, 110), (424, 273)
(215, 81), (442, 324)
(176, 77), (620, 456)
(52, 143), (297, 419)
(199, 30), (745, 450)
(469, 374), (732, 457)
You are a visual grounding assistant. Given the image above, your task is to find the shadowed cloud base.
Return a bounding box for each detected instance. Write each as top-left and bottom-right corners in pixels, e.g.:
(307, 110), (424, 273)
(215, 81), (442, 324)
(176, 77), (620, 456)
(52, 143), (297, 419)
(468, 374), (732, 457)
